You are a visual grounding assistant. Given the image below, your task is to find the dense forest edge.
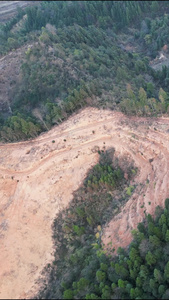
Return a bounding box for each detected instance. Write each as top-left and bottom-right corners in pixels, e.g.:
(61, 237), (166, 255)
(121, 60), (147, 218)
(35, 150), (169, 299)
(1, 1), (169, 142)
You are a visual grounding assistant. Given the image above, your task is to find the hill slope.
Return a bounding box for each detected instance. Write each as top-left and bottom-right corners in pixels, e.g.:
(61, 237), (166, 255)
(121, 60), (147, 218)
(1, 1), (169, 143)
(1, 108), (169, 298)
(1, 1), (169, 299)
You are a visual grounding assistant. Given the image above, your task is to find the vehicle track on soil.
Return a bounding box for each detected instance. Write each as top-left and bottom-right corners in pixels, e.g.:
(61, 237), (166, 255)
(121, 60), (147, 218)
(1, 107), (169, 299)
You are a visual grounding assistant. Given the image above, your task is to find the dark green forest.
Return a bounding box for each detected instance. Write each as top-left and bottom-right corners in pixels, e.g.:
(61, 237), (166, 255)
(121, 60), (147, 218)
(1, 1), (169, 141)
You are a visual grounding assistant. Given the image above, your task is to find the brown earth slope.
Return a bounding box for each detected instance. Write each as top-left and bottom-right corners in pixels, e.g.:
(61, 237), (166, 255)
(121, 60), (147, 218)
(0, 107), (169, 299)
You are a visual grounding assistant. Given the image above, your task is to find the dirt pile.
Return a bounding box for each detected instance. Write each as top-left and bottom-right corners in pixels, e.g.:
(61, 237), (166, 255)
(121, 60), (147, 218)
(0, 107), (169, 298)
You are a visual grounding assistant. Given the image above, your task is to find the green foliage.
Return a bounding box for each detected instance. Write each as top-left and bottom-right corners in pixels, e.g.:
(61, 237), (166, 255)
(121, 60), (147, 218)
(164, 262), (169, 282)
(120, 84), (169, 117)
(63, 289), (74, 299)
(165, 230), (169, 242)
(85, 161), (124, 191)
(1, 1), (169, 142)
(96, 271), (106, 283)
(0, 114), (41, 142)
(35, 151), (133, 299)
(37, 197), (169, 300)
(73, 225), (85, 236)
(126, 185), (134, 196)
(77, 278), (89, 291)
(145, 251), (157, 266)
(85, 293), (100, 299)
(100, 263), (108, 272)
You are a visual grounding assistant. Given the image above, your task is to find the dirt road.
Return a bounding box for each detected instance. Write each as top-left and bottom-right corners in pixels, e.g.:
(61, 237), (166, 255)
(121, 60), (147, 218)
(0, 107), (169, 299)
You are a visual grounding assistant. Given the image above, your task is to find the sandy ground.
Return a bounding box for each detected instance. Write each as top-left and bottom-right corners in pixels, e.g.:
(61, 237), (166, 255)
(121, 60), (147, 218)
(0, 107), (169, 298)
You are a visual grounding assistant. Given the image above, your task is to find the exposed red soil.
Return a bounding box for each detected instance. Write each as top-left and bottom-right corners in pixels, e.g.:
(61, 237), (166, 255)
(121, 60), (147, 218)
(0, 107), (169, 298)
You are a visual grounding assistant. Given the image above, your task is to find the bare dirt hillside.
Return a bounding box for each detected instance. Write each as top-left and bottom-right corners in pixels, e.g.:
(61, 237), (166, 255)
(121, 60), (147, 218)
(0, 107), (169, 299)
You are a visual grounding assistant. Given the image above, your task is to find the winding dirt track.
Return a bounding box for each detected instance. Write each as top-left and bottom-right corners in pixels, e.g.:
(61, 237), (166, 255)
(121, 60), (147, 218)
(0, 107), (169, 299)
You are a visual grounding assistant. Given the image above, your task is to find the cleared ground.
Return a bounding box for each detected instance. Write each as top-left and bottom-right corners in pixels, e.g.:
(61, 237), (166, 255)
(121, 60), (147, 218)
(0, 107), (169, 298)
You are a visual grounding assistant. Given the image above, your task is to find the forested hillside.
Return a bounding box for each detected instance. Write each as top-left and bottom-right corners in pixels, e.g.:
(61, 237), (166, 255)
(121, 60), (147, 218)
(36, 150), (169, 300)
(60, 198), (169, 300)
(1, 3), (169, 299)
(1, 1), (169, 142)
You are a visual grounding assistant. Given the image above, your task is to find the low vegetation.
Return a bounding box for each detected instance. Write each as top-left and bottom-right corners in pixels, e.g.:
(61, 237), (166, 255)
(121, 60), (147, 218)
(60, 199), (169, 300)
(35, 150), (169, 300)
(35, 150), (137, 299)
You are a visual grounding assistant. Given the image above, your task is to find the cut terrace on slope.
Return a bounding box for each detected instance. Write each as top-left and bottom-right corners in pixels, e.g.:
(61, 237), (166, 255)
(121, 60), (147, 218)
(0, 107), (169, 299)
